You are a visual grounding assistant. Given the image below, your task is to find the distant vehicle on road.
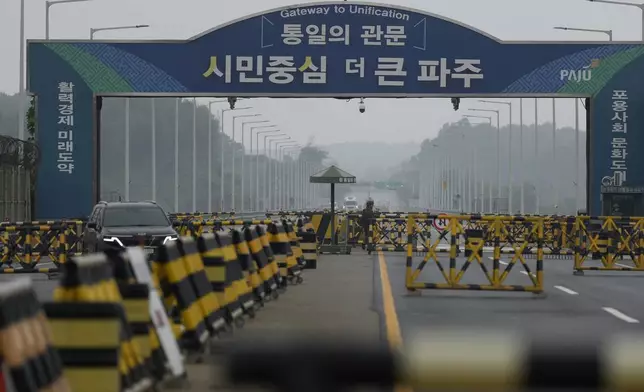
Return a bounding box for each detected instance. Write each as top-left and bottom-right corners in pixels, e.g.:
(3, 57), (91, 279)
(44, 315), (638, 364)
(83, 200), (178, 259)
(343, 196), (359, 211)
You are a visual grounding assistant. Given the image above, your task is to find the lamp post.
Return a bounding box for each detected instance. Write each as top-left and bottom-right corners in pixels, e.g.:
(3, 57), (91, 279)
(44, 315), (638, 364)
(282, 146), (302, 210)
(192, 98), (197, 212)
(231, 114), (261, 210)
(428, 143), (440, 210)
(90, 24), (150, 39)
(174, 99), (179, 212)
(271, 140), (291, 210)
(240, 120), (270, 211)
(46, 0), (92, 39)
(256, 129), (281, 211)
(276, 142), (299, 209)
(463, 114), (493, 213)
(207, 99), (228, 212)
(553, 26), (613, 40)
(220, 107), (252, 211)
(469, 108), (500, 212)
(479, 100), (513, 213)
(248, 125), (277, 211)
(586, 0), (644, 40)
(91, 24), (149, 204)
(266, 135), (290, 210)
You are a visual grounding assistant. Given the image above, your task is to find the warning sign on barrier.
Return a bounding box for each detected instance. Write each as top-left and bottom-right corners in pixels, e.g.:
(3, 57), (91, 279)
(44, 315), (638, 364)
(433, 215), (448, 231)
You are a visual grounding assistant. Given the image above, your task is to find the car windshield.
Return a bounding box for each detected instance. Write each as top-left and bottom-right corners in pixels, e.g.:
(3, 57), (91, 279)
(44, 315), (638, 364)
(103, 206), (170, 227)
(345, 201), (357, 207)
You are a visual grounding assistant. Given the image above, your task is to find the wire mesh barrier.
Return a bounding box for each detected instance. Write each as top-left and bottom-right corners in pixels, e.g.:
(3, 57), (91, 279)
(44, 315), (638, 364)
(0, 135), (39, 222)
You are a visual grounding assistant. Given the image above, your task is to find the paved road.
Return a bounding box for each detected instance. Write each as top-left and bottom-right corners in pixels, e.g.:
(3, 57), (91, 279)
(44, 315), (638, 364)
(380, 250), (644, 344)
(6, 244), (644, 390)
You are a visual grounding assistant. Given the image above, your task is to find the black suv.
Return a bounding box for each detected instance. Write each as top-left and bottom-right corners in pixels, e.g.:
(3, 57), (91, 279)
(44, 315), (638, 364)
(83, 201), (178, 257)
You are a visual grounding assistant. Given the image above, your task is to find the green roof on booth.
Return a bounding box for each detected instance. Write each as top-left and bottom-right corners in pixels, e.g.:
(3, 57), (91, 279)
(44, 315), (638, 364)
(309, 165), (356, 184)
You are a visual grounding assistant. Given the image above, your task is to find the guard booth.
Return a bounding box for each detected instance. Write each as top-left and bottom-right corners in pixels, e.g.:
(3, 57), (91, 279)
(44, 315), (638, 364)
(600, 186), (644, 216)
(310, 165), (356, 255)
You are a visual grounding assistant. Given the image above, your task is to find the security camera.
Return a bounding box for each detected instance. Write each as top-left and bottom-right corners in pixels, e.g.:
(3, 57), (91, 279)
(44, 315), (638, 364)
(358, 98), (365, 113)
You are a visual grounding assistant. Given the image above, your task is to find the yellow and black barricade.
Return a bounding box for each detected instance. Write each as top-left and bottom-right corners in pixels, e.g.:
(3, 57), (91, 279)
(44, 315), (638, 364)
(176, 236), (228, 335)
(53, 253), (153, 391)
(44, 301), (121, 392)
(118, 283), (156, 381)
(197, 233), (245, 328)
(230, 230), (260, 315)
(572, 216), (644, 274)
(216, 232), (254, 319)
(297, 231), (318, 269)
(404, 214), (544, 295)
(268, 223), (303, 286)
(244, 226), (280, 300)
(255, 225), (285, 290)
(155, 240), (209, 350)
(0, 278), (70, 392)
(310, 213), (339, 245)
(283, 220), (306, 269)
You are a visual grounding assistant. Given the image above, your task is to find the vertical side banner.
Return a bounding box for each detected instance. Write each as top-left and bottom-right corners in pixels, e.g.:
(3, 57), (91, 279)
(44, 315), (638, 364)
(591, 54), (644, 215)
(29, 44), (94, 219)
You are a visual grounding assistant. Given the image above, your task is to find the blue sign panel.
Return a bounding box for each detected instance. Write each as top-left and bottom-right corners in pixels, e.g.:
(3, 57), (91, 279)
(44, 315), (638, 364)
(26, 1), (644, 218)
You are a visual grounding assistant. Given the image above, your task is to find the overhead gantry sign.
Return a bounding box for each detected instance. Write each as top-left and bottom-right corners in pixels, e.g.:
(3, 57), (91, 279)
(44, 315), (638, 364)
(27, 1), (644, 218)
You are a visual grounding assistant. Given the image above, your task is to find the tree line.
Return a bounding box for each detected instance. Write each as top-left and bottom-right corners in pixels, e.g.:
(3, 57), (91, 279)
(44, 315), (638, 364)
(390, 118), (586, 215)
(0, 94), (330, 213)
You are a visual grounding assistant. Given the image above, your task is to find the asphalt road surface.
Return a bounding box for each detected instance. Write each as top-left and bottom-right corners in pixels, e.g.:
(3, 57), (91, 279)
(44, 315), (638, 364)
(3, 245), (644, 391)
(380, 250), (644, 345)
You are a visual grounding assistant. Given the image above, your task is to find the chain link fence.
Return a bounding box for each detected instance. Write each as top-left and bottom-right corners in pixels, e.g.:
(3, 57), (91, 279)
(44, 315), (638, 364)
(0, 135), (39, 222)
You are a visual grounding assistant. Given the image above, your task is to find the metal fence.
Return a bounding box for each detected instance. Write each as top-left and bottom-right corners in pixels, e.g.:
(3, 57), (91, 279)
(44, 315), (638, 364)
(0, 135), (39, 222)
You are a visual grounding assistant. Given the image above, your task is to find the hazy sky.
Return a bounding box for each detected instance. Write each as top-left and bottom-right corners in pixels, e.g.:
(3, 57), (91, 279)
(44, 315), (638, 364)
(2, 0), (638, 145)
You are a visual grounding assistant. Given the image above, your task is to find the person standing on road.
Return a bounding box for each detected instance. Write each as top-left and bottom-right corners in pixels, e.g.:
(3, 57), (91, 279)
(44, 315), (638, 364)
(360, 199), (375, 252)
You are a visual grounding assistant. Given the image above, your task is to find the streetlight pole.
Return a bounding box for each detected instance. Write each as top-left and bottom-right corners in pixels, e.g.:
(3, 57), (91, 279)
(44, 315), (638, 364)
(192, 98), (197, 212)
(256, 129), (281, 211)
(429, 144), (439, 210)
(535, 99), (540, 214)
(151, 98), (156, 202)
(174, 99), (180, 212)
(479, 100), (513, 213)
(46, 0), (92, 39)
(553, 26), (613, 40)
(552, 98), (558, 212)
(249, 125), (277, 211)
(463, 115), (493, 213)
(575, 98), (581, 212)
(231, 114), (260, 211)
(207, 99), (228, 212)
(282, 146), (301, 209)
(240, 120), (270, 211)
(125, 98), (130, 201)
(469, 108), (500, 212)
(221, 107), (252, 211)
(266, 135), (290, 210)
(587, 0), (644, 40)
(276, 142), (298, 209)
(90, 24), (150, 39)
(18, 0), (25, 142)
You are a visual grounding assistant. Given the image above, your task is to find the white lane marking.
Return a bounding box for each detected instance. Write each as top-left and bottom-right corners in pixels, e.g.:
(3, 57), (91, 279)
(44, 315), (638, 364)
(602, 307), (639, 323)
(487, 256), (508, 265)
(554, 285), (578, 295)
(616, 263), (634, 269)
(520, 271), (536, 277)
